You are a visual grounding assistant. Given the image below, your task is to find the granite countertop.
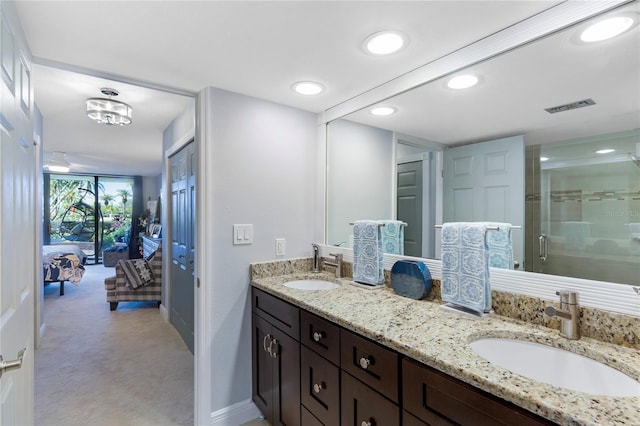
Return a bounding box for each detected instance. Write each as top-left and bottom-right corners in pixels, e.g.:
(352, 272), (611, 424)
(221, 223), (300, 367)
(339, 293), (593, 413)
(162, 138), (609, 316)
(251, 272), (640, 426)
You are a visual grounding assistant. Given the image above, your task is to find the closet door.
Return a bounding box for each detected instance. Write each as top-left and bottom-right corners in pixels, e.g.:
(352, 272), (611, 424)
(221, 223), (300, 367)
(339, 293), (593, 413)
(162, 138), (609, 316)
(169, 141), (195, 353)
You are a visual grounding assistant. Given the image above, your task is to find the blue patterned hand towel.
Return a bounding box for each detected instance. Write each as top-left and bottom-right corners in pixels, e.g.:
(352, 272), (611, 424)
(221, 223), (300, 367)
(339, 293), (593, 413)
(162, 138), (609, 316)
(486, 222), (513, 269)
(379, 220), (404, 255)
(353, 220), (384, 286)
(441, 222), (491, 314)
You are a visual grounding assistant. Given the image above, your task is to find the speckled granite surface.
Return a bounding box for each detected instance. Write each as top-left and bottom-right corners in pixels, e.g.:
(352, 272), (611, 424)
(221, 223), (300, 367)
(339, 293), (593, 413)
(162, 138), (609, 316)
(250, 258), (640, 426)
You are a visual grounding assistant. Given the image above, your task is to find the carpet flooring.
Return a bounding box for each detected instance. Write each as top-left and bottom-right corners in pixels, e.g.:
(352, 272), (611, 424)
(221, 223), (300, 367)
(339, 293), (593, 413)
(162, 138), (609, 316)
(35, 264), (194, 426)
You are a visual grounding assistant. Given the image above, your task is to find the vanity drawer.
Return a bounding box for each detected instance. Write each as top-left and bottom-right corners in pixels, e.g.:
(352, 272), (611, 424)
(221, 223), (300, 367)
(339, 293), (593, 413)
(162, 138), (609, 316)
(402, 359), (553, 426)
(300, 311), (340, 365)
(301, 345), (340, 426)
(341, 371), (399, 426)
(403, 409), (454, 426)
(340, 328), (399, 403)
(301, 406), (324, 426)
(252, 287), (299, 339)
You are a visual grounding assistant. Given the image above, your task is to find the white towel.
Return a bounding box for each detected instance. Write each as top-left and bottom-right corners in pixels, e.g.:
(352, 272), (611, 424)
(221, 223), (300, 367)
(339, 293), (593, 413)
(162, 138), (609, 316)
(441, 222), (491, 314)
(486, 222), (513, 269)
(353, 220), (384, 286)
(379, 220), (404, 255)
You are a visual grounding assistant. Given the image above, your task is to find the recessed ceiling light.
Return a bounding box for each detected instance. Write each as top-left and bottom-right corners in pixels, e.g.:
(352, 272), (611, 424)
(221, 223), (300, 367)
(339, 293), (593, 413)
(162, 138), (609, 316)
(292, 81), (325, 96)
(580, 16), (634, 42)
(447, 74), (479, 90)
(46, 165), (70, 173)
(370, 106), (397, 116)
(596, 149), (615, 154)
(540, 157), (550, 162)
(363, 31), (407, 55)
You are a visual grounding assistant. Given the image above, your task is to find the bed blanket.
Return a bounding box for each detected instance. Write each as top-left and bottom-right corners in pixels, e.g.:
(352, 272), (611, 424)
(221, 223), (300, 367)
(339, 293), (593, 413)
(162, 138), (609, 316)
(43, 253), (85, 284)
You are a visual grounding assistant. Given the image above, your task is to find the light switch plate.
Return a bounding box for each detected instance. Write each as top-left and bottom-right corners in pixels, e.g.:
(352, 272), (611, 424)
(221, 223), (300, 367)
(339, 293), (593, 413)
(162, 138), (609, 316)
(233, 224), (253, 245)
(275, 238), (285, 256)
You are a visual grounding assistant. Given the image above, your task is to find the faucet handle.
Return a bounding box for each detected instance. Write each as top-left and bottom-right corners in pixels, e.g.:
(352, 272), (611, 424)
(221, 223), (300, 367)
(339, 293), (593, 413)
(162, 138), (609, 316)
(556, 290), (578, 304)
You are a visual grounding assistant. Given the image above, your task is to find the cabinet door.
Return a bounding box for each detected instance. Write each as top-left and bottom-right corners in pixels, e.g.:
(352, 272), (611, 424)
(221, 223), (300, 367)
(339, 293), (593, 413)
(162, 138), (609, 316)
(252, 314), (274, 418)
(341, 372), (400, 426)
(272, 326), (301, 426)
(302, 407), (324, 426)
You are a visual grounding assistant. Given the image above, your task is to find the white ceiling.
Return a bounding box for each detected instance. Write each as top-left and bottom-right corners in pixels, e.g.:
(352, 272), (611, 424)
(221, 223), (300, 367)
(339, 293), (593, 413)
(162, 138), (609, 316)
(15, 1), (558, 175)
(14, 1), (564, 175)
(344, 1), (640, 149)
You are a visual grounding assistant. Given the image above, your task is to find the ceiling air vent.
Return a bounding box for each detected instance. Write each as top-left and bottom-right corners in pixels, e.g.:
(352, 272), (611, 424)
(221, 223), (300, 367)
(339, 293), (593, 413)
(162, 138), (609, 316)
(545, 98), (596, 114)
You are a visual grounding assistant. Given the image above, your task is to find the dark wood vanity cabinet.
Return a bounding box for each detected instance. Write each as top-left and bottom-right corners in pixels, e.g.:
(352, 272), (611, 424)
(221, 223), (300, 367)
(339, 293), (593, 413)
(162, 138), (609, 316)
(252, 288), (301, 426)
(252, 288), (555, 426)
(402, 359), (554, 426)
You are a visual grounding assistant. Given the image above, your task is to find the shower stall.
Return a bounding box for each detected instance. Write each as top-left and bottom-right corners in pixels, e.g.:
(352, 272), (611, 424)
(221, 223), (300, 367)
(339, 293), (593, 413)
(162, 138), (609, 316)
(525, 130), (640, 285)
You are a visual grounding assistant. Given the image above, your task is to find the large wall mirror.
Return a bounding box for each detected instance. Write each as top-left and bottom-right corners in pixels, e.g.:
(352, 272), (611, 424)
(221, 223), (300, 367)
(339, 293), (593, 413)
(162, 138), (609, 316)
(326, 1), (639, 287)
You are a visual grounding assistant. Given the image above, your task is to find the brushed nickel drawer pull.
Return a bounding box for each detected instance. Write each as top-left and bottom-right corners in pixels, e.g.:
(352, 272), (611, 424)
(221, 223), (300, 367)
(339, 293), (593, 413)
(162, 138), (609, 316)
(313, 382), (326, 394)
(313, 331), (325, 342)
(263, 334), (272, 353)
(269, 338), (279, 358)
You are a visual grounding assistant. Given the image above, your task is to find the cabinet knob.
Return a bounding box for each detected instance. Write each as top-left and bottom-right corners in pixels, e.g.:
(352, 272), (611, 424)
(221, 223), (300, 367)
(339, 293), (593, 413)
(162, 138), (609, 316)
(359, 356), (373, 370)
(313, 382), (326, 394)
(361, 420), (375, 426)
(312, 331), (325, 342)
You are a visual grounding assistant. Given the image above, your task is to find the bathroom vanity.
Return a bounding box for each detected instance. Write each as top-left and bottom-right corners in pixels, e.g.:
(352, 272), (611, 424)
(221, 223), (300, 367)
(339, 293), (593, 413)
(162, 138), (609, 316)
(250, 261), (640, 426)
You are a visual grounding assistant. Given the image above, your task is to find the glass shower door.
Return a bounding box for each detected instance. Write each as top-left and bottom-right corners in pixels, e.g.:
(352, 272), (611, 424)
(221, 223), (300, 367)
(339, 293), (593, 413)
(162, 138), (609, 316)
(526, 131), (640, 285)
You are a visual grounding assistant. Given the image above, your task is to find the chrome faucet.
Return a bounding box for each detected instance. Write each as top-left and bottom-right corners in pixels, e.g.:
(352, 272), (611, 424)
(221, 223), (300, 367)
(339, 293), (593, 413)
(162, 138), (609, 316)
(312, 243), (321, 273)
(545, 290), (580, 340)
(323, 253), (343, 278)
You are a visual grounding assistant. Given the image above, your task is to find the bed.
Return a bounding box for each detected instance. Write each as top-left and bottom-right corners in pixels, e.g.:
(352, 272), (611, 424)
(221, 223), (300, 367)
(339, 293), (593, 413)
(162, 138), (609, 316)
(43, 244), (87, 295)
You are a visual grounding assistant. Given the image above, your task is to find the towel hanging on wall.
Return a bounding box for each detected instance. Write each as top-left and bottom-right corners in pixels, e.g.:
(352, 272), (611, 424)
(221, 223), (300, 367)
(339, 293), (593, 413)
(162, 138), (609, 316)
(440, 222), (491, 314)
(486, 222), (513, 269)
(352, 220), (384, 286)
(379, 220), (405, 255)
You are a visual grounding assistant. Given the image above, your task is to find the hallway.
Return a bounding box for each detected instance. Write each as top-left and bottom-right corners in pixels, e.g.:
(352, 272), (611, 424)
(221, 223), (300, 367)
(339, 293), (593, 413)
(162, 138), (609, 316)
(35, 264), (194, 426)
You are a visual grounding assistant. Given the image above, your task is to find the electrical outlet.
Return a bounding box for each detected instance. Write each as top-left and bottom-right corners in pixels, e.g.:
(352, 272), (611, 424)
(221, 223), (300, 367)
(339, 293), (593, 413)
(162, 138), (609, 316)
(275, 238), (285, 256)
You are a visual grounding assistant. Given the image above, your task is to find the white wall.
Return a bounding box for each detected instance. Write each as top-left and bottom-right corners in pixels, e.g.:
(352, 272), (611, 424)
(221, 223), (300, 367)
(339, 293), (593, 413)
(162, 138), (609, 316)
(326, 119), (394, 246)
(199, 87), (318, 414)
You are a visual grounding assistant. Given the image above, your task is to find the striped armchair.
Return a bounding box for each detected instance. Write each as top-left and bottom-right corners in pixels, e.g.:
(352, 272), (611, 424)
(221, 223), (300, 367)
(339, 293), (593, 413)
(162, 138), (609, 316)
(104, 243), (162, 311)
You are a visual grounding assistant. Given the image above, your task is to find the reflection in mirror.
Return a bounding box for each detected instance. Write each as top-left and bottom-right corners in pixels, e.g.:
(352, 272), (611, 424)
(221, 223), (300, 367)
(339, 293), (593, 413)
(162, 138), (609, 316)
(326, 2), (639, 285)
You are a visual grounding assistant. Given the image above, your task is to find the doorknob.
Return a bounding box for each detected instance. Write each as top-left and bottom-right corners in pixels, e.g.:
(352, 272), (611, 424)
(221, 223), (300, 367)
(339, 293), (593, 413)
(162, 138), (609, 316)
(0, 348), (27, 379)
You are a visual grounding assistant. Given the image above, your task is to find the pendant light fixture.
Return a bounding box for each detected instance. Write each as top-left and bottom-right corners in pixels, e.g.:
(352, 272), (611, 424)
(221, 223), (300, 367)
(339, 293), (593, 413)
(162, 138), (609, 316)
(86, 88), (133, 126)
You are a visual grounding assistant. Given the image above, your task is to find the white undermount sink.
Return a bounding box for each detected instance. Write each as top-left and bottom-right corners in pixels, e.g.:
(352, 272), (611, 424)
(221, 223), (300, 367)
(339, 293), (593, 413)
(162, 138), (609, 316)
(283, 279), (339, 290)
(469, 338), (640, 397)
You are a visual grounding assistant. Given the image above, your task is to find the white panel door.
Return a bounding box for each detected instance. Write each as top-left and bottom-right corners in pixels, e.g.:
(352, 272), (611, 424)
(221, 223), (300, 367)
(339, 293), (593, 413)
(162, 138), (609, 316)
(443, 135), (525, 266)
(0, 3), (35, 424)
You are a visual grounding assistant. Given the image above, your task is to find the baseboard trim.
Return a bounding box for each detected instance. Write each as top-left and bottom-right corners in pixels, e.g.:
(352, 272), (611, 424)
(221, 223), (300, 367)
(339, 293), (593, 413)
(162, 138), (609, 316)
(159, 303), (169, 322)
(210, 399), (261, 426)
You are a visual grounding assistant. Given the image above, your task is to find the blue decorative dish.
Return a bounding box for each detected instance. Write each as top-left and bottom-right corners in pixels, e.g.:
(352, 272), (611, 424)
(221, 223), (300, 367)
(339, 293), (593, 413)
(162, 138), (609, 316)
(390, 260), (432, 300)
